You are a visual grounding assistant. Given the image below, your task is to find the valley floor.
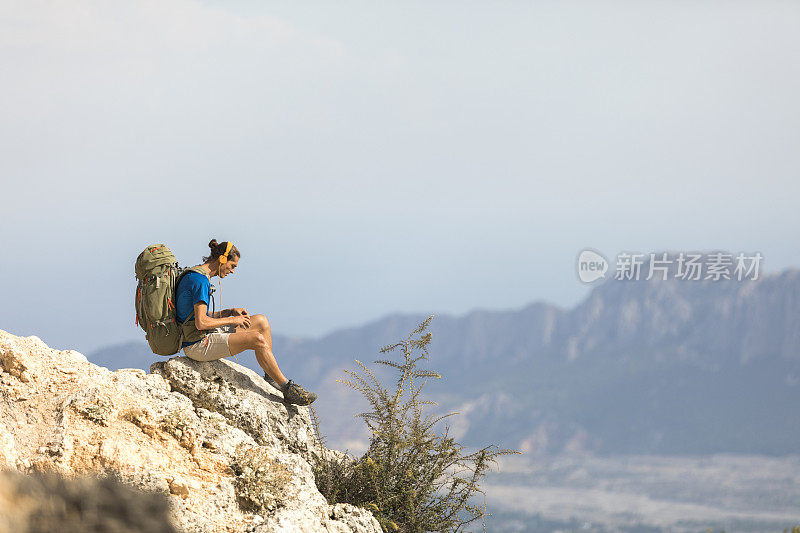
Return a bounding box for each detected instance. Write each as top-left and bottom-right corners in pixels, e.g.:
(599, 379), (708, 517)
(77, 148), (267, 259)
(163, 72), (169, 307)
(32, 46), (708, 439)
(479, 453), (800, 533)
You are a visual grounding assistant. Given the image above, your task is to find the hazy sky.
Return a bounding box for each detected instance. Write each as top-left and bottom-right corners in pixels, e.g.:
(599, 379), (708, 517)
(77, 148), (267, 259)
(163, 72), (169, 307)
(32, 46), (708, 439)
(1, 1), (799, 354)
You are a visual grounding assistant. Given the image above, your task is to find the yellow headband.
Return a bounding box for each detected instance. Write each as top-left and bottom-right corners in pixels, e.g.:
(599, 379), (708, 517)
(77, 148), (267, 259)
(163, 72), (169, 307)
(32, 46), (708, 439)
(218, 241), (234, 264)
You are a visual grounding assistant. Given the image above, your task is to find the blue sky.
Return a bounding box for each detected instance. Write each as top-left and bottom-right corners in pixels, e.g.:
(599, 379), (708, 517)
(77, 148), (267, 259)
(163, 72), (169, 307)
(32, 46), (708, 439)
(1, 1), (798, 354)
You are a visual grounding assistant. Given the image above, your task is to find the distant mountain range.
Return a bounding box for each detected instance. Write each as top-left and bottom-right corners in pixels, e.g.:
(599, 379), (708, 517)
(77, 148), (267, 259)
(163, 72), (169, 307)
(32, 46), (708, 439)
(90, 268), (800, 456)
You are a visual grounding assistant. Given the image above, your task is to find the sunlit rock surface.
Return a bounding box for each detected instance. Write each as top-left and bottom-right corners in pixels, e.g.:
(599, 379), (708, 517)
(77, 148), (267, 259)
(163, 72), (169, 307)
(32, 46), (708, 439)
(0, 329), (380, 533)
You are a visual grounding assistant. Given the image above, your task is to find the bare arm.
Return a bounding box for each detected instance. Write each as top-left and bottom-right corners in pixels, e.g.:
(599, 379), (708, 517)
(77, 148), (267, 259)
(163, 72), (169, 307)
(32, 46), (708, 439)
(194, 303), (247, 330)
(211, 308), (249, 319)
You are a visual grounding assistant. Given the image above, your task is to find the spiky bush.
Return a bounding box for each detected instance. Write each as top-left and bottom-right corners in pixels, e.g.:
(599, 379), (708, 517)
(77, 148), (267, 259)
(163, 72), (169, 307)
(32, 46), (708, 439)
(312, 315), (519, 532)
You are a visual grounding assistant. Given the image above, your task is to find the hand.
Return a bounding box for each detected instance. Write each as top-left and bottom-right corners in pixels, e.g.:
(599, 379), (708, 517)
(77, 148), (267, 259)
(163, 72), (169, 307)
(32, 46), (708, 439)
(231, 315), (251, 329)
(231, 308), (249, 317)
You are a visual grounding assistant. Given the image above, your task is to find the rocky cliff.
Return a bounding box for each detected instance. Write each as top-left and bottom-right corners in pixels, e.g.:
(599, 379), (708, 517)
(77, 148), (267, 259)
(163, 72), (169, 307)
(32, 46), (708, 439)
(0, 329), (381, 533)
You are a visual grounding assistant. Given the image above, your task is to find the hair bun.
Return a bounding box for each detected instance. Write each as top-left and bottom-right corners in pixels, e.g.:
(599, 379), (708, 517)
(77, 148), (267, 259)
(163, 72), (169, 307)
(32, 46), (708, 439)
(208, 239), (218, 249)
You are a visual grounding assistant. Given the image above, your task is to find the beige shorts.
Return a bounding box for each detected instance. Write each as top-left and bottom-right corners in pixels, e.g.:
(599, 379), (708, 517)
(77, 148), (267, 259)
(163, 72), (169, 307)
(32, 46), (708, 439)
(182, 325), (236, 362)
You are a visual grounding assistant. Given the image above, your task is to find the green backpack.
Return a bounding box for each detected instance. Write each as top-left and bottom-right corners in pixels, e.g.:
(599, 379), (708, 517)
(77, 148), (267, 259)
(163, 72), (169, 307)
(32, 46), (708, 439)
(134, 244), (191, 356)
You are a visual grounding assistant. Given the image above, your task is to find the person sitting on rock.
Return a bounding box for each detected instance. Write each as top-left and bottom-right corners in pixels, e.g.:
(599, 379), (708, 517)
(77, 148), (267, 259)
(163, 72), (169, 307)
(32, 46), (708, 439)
(175, 238), (317, 406)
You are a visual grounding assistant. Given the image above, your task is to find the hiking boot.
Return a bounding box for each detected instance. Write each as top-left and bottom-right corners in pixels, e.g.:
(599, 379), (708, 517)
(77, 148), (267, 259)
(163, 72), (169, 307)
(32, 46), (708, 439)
(280, 380), (317, 406)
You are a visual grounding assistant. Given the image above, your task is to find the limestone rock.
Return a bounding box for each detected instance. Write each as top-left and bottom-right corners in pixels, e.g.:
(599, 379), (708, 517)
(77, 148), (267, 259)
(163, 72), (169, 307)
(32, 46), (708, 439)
(0, 329), (381, 533)
(0, 335), (38, 382)
(0, 423), (18, 468)
(169, 477), (191, 498)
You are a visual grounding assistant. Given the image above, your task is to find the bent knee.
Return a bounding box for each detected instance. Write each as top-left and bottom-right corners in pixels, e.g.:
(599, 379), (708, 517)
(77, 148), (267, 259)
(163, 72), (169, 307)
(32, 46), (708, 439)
(252, 314), (270, 331)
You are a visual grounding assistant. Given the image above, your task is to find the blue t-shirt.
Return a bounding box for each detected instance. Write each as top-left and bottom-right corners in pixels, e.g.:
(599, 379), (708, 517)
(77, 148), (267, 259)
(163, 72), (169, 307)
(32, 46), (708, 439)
(176, 271), (212, 347)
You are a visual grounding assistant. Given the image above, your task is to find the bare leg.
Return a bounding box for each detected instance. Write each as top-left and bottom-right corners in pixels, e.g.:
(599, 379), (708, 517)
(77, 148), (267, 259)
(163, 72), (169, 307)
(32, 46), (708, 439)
(228, 314), (287, 385)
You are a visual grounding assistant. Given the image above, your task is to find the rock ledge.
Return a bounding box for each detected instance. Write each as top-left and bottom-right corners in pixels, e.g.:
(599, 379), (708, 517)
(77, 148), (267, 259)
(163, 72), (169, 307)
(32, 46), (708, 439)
(0, 329), (380, 533)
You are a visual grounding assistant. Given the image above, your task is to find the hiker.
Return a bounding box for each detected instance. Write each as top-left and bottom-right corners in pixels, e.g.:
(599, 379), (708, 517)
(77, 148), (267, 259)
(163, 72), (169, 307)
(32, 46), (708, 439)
(175, 239), (317, 406)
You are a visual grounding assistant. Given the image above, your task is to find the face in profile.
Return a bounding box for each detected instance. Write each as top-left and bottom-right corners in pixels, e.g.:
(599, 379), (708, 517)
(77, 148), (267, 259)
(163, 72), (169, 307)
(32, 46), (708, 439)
(220, 256), (239, 278)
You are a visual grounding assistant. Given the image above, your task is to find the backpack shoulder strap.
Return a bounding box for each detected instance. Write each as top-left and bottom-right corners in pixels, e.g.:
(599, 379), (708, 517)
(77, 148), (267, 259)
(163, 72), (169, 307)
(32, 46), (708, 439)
(177, 265), (209, 285)
(176, 266), (211, 323)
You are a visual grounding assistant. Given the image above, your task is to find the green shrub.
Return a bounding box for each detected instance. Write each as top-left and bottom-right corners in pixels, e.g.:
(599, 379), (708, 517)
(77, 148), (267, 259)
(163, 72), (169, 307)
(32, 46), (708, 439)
(312, 315), (519, 532)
